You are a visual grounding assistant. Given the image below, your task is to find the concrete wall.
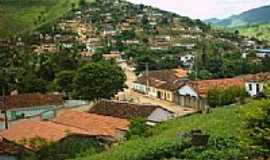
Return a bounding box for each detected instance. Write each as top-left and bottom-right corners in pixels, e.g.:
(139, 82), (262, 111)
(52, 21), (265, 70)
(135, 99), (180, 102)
(6, 105), (56, 121)
(133, 83), (147, 93)
(174, 94), (208, 111)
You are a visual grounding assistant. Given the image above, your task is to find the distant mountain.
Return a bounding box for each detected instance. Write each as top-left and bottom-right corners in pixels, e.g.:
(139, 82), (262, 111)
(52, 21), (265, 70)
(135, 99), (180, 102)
(204, 18), (221, 24)
(206, 5), (270, 27)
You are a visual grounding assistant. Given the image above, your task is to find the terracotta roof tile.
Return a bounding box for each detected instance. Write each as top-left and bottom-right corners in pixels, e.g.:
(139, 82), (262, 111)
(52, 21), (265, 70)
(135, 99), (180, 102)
(236, 72), (270, 82)
(188, 78), (245, 97)
(0, 111), (129, 149)
(2, 93), (63, 110)
(53, 111), (129, 138)
(89, 100), (165, 119)
(0, 119), (89, 146)
(135, 68), (188, 91)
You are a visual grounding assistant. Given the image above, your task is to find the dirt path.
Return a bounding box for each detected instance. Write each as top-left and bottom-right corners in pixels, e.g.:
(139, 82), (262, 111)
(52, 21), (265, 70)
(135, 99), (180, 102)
(118, 62), (197, 117)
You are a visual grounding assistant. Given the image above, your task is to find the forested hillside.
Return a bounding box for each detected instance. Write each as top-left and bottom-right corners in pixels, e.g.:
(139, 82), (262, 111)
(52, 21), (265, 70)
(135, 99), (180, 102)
(206, 5), (270, 27)
(0, 0), (93, 38)
(236, 24), (270, 41)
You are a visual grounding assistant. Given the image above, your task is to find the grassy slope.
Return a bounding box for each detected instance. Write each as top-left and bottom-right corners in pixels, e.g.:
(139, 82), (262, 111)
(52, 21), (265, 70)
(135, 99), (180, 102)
(76, 100), (269, 160)
(236, 24), (270, 41)
(0, 0), (91, 38)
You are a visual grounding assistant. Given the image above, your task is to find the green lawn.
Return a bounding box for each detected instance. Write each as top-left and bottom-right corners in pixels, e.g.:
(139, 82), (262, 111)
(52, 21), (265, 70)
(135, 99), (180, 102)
(75, 100), (270, 160)
(0, 0), (92, 38)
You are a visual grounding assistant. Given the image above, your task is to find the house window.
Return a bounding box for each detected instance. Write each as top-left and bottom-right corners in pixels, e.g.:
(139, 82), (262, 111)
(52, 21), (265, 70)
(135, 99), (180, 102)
(167, 93), (171, 100)
(256, 84), (260, 93)
(249, 84), (252, 91)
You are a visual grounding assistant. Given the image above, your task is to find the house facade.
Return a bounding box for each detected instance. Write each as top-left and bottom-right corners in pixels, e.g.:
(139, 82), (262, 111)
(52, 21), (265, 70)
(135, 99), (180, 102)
(175, 73), (270, 109)
(133, 68), (188, 102)
(245, 81), (264, 97)
(256, 49), (270, 58)
(175, 78), (245, 110)
(237, 72), (270, 97)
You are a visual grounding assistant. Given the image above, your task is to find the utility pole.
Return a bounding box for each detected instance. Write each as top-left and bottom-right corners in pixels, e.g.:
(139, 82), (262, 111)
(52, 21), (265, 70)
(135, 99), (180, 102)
(145, 63), (149, 96)
(194, 51), (198, 81)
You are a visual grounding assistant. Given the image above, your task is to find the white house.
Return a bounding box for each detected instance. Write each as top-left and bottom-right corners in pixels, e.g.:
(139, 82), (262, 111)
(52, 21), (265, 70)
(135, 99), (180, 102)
(133, 68), (188, 102)
(245, 81), (264, 97)
(176, 54), (195, 67)
(256, 49), (270, 58)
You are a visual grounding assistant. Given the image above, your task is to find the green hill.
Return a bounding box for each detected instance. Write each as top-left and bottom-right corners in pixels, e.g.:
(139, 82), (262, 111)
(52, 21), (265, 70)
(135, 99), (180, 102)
(74, 100), (269, 160)
(206, 5), (270, 27)
(0, 0), (90, 38)
(236, 24), (270, 41)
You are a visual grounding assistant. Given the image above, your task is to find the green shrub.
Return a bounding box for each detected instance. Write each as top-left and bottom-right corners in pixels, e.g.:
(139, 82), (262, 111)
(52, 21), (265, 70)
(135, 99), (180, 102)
(125, 117), (150, 140)
(242, 100), (270, 157)
(35, 136), (106, 160)
(207, 86), (246, 107)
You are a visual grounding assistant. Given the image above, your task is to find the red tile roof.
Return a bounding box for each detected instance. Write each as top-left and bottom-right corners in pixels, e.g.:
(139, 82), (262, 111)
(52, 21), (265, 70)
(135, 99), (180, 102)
(0, 111), (129, 149)
(89, 100), (166, 119)
(135, 68), (188, 91)
(188, 78), (245, 97)
(53, 111), (129, 138)
(236, 72), (270, 82)
(0, 119), (89, 147)
(3, 93), (63, 110)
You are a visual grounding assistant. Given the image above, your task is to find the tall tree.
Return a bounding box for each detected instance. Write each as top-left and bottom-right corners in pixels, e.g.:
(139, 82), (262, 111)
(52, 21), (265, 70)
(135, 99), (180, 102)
(73, 62), (126, 100)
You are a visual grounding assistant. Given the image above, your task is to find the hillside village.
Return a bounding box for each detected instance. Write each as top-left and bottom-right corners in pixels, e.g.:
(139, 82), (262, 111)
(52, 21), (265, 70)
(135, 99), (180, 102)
(0, 0), (270, 159)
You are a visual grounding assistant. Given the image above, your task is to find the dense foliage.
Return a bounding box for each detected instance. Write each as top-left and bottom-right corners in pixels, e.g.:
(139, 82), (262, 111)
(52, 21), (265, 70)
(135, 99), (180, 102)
(237, 24), (270, 41)
(22, 136), (106, 160)
(207, 86), (246, 107)
(0, 46), (126, 100)
(72, 61), (126, 100)
(243, 100), (270, 158)
(189, 41), (270, 80)
(125, 117), (150, 140)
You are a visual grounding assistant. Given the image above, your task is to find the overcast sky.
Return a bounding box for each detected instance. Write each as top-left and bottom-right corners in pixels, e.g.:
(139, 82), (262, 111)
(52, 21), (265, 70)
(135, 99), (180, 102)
(127, 0), (270, 20)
